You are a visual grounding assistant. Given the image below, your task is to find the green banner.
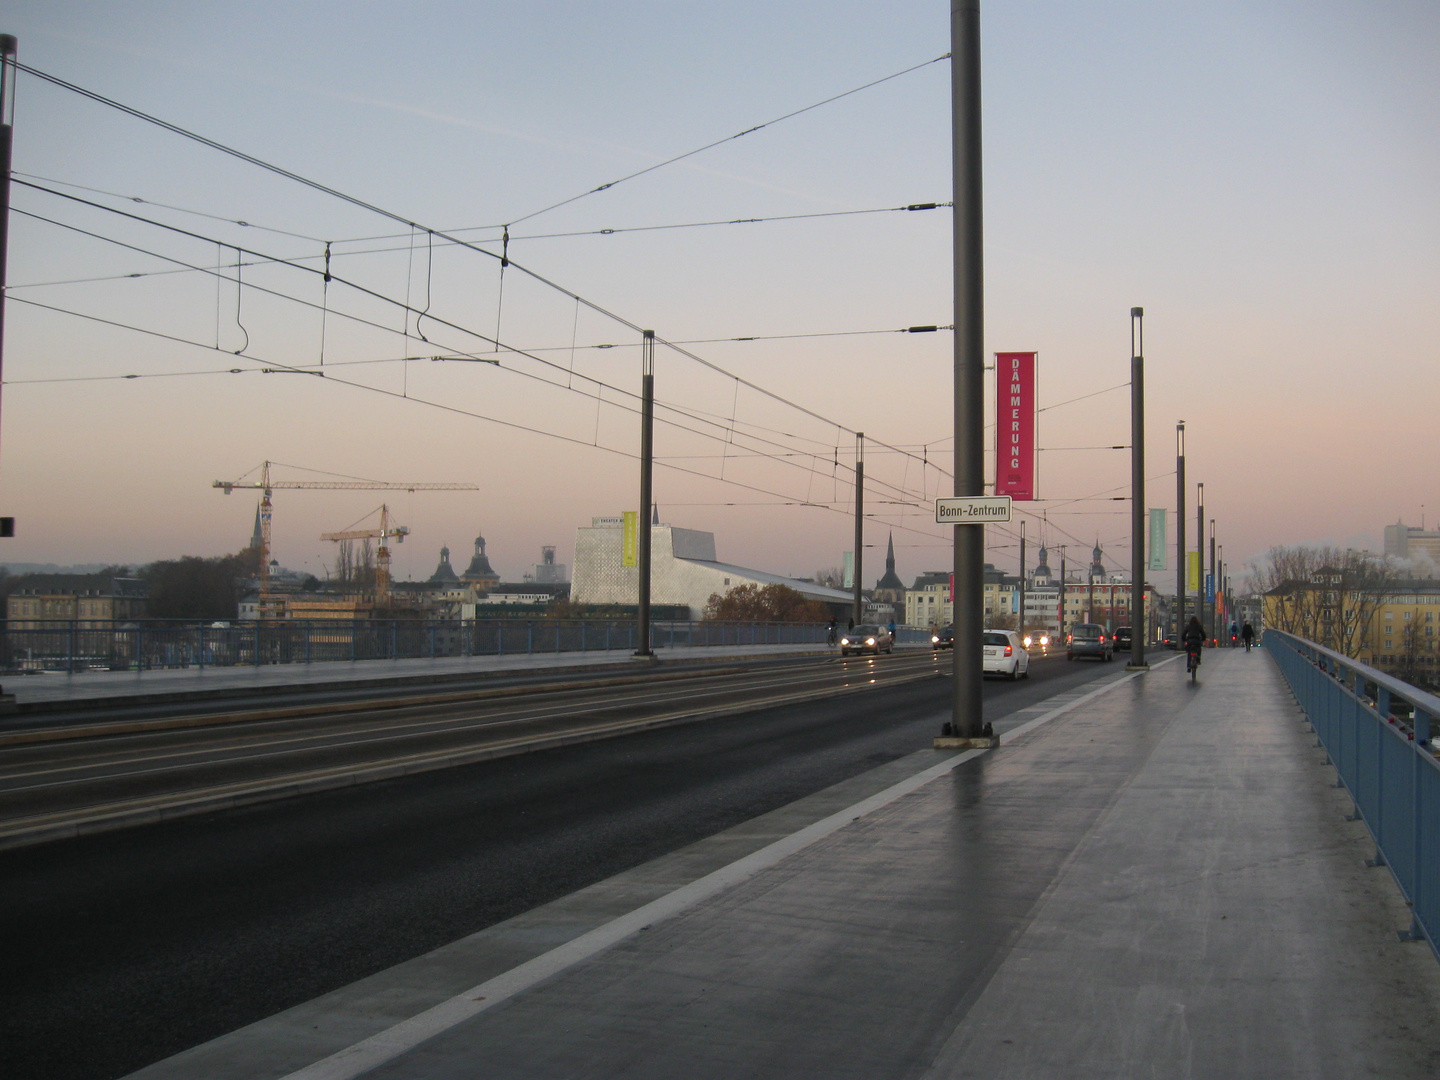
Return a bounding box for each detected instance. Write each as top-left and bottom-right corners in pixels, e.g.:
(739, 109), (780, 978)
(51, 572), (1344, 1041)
(622, 510), (638, 568)
(1188, 551), (1201, 593)
(1148, 508), (1167, 571)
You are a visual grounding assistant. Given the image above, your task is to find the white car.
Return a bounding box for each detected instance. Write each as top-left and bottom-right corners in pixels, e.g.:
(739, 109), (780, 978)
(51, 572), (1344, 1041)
(982, 629), (1030, 680)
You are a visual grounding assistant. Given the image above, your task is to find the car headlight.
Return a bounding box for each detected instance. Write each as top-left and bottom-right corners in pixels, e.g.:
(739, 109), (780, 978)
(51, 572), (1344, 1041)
(931, 635), (939, 643)
(866, 637), (875, 646)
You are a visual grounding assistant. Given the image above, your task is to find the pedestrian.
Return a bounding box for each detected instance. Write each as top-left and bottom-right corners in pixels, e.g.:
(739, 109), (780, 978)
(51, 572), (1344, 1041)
(847, 617), (854, 632)
(827, 617), (837, 646)
(1241, 620), (1255, 652)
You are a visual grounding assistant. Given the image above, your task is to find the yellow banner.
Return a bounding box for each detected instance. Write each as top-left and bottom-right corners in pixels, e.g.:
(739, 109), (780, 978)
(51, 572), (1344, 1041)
(1187, 551), (1201, 593)
(621, 510), (638, 567)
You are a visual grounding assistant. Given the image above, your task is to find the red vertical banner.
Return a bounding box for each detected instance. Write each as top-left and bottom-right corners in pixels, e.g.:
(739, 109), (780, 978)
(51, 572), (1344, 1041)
(995, 351), (1036, 500)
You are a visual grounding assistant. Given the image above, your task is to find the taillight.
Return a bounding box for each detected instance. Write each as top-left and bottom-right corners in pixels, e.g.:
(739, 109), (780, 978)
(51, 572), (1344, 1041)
(1066, 634), (1072, 643)
(1099, 635), (1106, 642)
(1004, 645), (1012, 657)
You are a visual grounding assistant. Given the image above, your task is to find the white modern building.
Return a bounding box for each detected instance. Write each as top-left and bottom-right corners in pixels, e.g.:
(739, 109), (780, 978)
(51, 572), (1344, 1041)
(571, 516), (852, 618)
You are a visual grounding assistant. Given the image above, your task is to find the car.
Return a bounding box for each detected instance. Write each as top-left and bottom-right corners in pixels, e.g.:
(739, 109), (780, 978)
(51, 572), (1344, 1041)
(1114, 626), (1133, 651)
(982, 629), (1030, 679)
(1022, 631), (1051, 653)
(1066, 623), (1113, 662)
(1161, 631), (1178, 650)
(931, 625), (954, 650)
(840, 623), (894, 656)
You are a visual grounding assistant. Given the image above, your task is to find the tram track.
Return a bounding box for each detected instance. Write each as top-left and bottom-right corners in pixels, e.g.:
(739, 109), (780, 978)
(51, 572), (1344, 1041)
(0, 651), (944, 851)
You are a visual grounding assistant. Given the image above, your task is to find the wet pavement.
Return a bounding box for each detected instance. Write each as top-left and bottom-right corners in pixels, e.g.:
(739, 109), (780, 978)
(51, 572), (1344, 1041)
(127, 649), (1440, 1080)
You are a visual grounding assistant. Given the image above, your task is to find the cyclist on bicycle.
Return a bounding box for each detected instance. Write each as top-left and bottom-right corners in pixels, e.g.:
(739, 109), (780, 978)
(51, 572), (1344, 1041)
(1182, 615), (1206, 673)
(827, 618), (838, 646)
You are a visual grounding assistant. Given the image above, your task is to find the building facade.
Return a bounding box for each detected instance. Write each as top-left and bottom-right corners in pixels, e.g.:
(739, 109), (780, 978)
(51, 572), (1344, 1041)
(571, 516), (851, 618)
(6, 574), (149, 627)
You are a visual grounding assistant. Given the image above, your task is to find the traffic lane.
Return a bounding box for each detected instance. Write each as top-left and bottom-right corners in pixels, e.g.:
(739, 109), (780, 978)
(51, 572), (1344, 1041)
(0, 653), (944, 825)
(0, 657), (1121, 1080)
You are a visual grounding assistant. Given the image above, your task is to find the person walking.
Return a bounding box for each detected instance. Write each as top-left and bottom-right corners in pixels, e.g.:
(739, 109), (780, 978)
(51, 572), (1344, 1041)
(1241, 620), (1255, 652)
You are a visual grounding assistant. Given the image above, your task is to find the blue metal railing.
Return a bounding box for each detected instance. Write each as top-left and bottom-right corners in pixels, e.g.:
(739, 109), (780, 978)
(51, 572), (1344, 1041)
(1266, 629), (1440, 962)
(0, 618), (850, 674)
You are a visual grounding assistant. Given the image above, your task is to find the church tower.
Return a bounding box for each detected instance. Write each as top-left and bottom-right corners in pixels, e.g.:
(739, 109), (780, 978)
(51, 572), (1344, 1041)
(461, 534), (500, 592)
(872, 533), (906, 604)
(1089, 539), (1106, 581)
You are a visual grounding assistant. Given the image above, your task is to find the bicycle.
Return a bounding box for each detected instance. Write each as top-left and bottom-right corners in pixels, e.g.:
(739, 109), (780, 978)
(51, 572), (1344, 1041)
(1186, 646), (1201, 681)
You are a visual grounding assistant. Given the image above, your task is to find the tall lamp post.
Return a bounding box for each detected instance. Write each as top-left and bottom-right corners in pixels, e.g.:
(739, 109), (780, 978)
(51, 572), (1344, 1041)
(1196, 481), (1205, 643)
(1209, 518), (1217, 643)
(1128, 307), (1147, 668)
(1176, 423), (1186, 638)
(950, 0), (987, 742)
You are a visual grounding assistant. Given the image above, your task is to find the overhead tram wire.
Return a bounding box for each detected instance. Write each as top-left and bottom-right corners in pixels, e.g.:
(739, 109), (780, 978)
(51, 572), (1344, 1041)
(6, 293), (916, 524)
(501, 54), (952, 227)
(18, 179), (949, 493)
(10, 171), (329, 243)
(13, 64), (947, 501)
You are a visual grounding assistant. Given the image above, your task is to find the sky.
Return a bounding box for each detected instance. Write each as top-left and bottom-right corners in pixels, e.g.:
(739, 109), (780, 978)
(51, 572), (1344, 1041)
(0, 0), (1436, 590)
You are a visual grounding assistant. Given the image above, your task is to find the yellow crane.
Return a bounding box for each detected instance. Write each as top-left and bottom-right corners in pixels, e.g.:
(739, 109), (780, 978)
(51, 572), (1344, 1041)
(320, 504), (409, 607)
(214, 461), (477, 613)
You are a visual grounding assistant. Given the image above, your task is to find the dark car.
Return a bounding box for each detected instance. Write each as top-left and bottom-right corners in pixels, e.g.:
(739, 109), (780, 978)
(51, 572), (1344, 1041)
(931, 625), (954, 650)
(1066, 622), (1113, 662)
(840, 623), (894, 657)
(1114, 626), (1133, 651)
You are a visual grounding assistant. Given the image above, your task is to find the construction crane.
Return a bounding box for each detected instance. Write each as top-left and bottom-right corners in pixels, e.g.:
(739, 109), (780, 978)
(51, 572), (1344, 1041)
(320, 504), (409, 607)
(214, 461), (477, 613)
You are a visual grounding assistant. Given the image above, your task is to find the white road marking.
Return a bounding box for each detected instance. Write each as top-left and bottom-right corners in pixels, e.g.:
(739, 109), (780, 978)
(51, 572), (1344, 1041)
(277, 661), (1157, 1080)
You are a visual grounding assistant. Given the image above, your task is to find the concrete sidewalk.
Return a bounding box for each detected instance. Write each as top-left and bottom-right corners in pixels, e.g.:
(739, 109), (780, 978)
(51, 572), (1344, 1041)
(130, 649), (1440, 1080)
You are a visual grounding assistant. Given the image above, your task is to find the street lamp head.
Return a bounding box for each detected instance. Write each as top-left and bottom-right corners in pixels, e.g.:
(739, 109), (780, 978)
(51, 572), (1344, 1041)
(1131, 307), (1143, 318)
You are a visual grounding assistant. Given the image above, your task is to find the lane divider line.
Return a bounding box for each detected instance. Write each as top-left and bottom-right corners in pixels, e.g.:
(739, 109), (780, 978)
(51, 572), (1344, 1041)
(276, 745), (988, 1080)
(275, 660), (1165, 1080)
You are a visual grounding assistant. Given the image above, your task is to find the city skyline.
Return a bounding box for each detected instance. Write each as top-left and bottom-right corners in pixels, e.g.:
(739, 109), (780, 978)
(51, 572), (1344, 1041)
(1, 1), (1436, 586)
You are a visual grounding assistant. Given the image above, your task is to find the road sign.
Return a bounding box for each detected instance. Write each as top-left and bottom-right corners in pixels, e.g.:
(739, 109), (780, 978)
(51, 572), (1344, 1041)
(935, 496), (1012, 524)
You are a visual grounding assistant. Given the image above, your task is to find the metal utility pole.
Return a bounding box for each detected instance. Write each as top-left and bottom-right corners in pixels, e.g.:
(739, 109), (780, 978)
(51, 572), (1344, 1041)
(1059, 545), (1067, 632)
(1128, 308), (1147, 667)
(0, 34), (16, 544)
(1209, 518), (1217, 642)
(636, 330), (655, 657)
(951, 0), (986, 740)
(1196, 482), (1205, 645)
(853, 432), (864, 625)
(1176, 422), (1186, 637)
(1018, 519), (1026, 638)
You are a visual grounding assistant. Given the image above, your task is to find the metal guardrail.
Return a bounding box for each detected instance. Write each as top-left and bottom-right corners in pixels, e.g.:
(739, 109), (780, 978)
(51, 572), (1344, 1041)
(1265, 629), (1440, 961)
(0, 618), (874, 674)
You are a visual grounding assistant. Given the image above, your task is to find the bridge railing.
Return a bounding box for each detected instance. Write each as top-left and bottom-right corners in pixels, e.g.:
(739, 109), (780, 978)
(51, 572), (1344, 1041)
(0, 618), (842, 673)
(1265, 629), (1440, 960)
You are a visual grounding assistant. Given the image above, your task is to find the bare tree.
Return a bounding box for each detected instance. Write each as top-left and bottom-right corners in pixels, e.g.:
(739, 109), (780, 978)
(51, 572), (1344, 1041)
(1253, 544), (1396, 655)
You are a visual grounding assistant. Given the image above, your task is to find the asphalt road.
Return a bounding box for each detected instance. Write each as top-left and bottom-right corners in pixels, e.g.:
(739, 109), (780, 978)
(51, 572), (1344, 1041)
(0, 650), (1126, 1080)
(0, 651), (943, 842)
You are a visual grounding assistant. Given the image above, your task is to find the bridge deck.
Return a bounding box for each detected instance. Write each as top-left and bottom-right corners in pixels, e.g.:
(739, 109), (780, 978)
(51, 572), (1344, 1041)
(130, 649), (1440, 1080)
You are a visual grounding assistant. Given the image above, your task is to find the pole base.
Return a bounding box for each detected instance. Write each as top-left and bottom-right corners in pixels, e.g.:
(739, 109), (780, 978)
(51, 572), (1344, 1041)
(631, 651), (658, 662)
(934, 735), (999, 750)
(1125, 662), (1150, 671)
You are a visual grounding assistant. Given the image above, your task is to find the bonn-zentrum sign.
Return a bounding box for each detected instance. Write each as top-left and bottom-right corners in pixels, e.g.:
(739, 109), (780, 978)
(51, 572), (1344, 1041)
(935, 496), (1012, 524)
